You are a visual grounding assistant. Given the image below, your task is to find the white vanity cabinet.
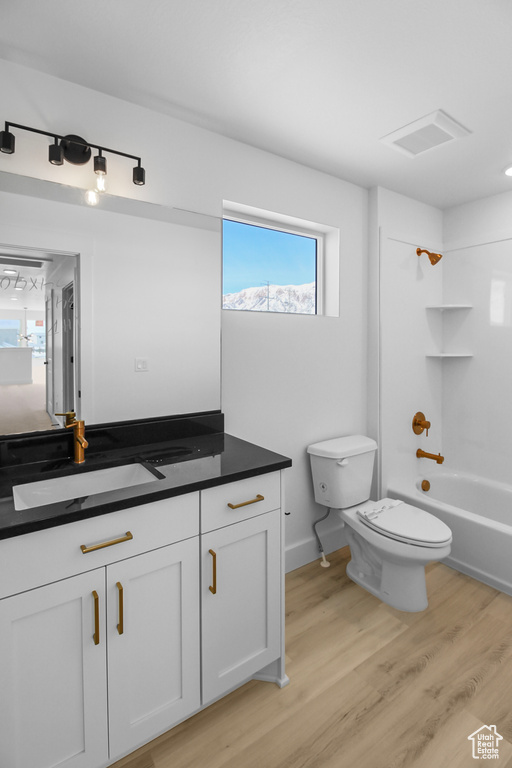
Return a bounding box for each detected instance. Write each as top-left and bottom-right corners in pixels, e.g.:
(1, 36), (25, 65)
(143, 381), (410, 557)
(0, 568), (109, 768)
(0, 493), (200, 768)
(0, 469), (286, 768)
(200, 472), (283, 704)
(106, 537), (200, 760)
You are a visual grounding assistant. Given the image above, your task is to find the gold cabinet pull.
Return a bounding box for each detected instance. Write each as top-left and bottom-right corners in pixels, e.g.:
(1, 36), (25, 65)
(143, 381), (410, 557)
(116, 581), (124, 635)
(209, 549), (217, 594)
(80, 531), (133, 554)
(227, 494), (264, 510)
(92, 590), (100, 645)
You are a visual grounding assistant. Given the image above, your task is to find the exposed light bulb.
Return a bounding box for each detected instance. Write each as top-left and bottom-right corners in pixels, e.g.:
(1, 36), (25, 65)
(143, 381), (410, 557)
(505, 166), (512, 177)
(85, 189), (99, 206)
(95, 174), (107, 193)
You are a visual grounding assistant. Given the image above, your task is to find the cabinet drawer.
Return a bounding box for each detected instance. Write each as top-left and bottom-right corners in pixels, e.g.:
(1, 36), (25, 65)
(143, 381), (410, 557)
(0, 493), (199, 599)
(201, 472), (280, 533)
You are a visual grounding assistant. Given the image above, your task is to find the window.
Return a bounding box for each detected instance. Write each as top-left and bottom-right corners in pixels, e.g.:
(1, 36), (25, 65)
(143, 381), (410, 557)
(222, 217), (320, 315)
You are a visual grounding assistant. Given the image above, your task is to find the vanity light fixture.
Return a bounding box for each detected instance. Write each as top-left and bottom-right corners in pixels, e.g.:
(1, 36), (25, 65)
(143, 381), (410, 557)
(0, 121), (145, 186)
(48, 137), (64, 166)
(133, 160), (145, 186)
(94, 149), (107, 176)
(504, 165), (512, 177)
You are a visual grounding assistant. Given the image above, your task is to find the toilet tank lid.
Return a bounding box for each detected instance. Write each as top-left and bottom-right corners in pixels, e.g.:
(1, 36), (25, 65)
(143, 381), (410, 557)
(307, 435), (377, 459)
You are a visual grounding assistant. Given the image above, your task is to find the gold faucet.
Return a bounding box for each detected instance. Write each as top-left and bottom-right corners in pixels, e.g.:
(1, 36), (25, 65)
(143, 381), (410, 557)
(56, 410), (76, 427)
(416, 449), (444, 464)
(57, 411), (88, 464)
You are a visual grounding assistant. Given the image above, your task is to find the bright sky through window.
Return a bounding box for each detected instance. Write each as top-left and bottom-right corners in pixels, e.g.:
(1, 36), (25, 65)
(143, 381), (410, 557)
(222, 219), (317, 314)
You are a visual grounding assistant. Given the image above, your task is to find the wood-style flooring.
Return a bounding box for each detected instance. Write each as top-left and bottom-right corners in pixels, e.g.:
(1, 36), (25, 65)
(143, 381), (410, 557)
(112, 547), (512, 768)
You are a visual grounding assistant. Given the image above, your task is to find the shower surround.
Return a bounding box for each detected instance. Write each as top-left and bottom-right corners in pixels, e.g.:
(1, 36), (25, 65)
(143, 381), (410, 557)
(379, 194), (512, 592)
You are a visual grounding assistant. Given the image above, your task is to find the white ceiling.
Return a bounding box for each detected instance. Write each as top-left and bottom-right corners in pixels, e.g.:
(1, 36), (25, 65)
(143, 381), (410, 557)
(1, 0), (512, 209)
(0, 248), (54, 311)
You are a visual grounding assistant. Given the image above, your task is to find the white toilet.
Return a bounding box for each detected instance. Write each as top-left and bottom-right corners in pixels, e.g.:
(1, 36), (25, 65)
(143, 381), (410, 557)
(307, 435), (452, 612)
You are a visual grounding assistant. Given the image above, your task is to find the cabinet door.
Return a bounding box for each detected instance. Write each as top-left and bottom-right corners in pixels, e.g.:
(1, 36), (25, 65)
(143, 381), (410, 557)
(0, 570), (108, 768)
(202, 509), (281, 704)
(107, 537), (200, 760)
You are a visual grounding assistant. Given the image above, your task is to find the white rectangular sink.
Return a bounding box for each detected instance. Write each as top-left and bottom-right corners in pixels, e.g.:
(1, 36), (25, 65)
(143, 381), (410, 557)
(13, 463), (159, 511)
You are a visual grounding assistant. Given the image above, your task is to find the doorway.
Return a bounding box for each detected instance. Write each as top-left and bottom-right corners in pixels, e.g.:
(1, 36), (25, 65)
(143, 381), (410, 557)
(0, 246), (79, 436)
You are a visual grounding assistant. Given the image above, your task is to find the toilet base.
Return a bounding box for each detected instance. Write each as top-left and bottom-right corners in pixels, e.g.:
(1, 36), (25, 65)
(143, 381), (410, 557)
(346, 557), (428, 613)
(340, 505), (450, 612)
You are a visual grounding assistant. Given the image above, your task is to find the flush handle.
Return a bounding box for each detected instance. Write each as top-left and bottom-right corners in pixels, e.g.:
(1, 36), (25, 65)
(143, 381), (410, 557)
(336, 459), (349, 467)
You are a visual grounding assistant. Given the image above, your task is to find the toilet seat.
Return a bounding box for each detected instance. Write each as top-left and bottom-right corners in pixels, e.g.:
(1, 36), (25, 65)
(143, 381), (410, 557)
(355, 499), (452, 548)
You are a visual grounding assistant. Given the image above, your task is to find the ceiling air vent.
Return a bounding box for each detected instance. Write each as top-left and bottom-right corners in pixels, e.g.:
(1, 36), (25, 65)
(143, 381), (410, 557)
(380, 110), (471, 157)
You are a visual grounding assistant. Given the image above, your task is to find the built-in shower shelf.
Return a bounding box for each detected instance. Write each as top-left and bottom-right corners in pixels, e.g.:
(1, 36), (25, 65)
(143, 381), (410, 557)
(425, 304), (473, 358)
(426, 352), (473, 358)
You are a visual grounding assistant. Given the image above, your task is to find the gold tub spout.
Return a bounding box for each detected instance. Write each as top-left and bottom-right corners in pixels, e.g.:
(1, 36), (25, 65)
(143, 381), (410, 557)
(416, 449), (444, 464)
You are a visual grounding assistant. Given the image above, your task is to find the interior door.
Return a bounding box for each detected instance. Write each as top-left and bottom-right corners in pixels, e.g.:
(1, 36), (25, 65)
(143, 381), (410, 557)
(45, 287), (54, 421)
(62, 281), (74, 413)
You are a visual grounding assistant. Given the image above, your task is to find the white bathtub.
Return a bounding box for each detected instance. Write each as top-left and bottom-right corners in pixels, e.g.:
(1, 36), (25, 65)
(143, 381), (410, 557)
(387, 472), (512, 596)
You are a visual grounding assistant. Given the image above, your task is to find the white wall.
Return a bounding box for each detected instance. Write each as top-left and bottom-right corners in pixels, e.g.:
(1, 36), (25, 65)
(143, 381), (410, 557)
(0, 58), (369, 571)
(443, 191), (512, 484)
(222, 179), (368, 570)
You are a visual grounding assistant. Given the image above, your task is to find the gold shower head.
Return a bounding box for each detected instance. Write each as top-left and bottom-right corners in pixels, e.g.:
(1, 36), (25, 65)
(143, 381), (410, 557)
(417, 247), (443, 265)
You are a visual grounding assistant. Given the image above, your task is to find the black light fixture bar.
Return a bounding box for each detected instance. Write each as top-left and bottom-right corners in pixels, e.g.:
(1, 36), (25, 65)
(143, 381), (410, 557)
(0, 121), (145, 185)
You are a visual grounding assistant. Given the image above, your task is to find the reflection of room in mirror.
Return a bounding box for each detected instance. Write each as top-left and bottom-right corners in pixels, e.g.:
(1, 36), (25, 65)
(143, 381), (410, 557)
(0, 356), (52, 434)
(0, 246), (78, 436)
(0, 177), (222, 435)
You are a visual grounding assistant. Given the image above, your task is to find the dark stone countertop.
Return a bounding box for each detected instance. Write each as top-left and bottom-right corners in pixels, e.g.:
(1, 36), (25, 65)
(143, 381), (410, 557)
(0, 414), (291, 540)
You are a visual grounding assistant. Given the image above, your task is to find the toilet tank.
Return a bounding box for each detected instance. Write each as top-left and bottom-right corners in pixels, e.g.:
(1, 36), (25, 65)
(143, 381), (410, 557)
(307, 435), (377, 509)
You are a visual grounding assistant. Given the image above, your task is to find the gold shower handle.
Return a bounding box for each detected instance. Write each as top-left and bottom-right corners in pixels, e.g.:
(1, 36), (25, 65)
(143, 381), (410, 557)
(412, 412), (431, 436)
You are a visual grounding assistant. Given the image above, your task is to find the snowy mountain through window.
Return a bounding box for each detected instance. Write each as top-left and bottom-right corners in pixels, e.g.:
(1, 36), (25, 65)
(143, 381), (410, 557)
(222, 218), (317, 314)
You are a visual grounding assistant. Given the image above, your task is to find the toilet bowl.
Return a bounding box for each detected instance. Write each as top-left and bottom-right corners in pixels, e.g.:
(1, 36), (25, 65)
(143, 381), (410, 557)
(338, 498), (451, 611)
(307, 436), (452, 612)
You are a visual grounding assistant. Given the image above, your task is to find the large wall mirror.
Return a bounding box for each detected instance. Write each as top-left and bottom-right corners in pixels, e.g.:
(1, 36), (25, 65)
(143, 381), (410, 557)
(0, 172), (222, 438)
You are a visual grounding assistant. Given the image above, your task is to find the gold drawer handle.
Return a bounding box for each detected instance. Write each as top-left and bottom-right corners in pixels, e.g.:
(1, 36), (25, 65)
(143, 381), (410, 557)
(227, 494), (264, 510)
(116, 581), (124, 635)
(80, 531), (133, 554)
(209, 549), (217, 594)
(92, 590), (100, 646)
